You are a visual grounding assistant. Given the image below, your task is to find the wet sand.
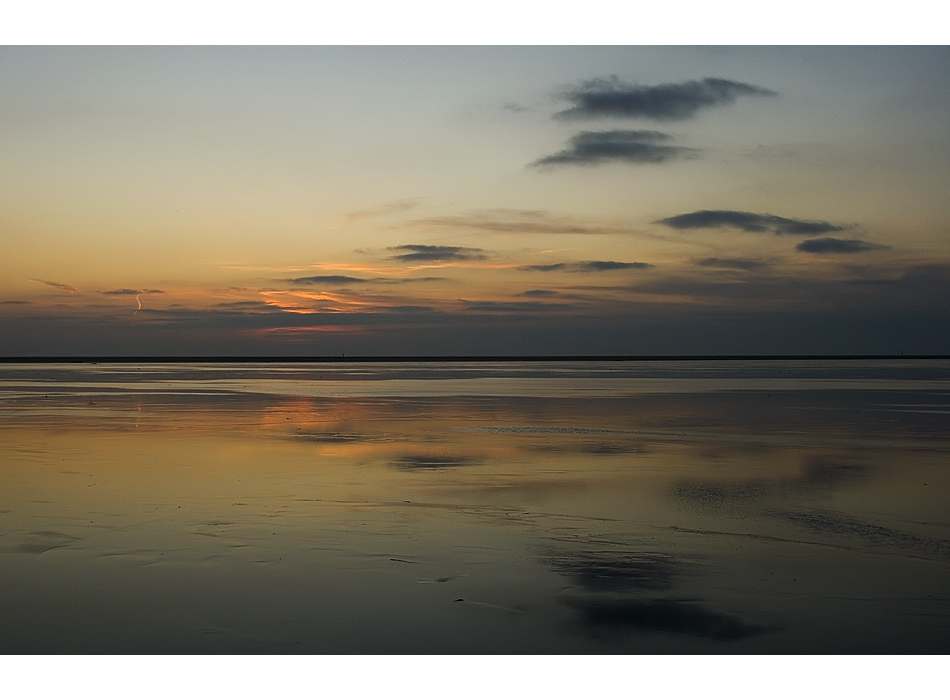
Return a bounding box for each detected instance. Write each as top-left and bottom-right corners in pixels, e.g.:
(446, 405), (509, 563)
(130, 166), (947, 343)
(1, 360), (949, 652)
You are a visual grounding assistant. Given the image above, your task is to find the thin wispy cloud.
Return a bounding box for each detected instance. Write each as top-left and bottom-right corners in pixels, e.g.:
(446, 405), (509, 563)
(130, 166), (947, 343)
(797, 238), (889, 254)
(388, 245), (486, 262)
(532, 130), (698, 167)
(657, 210), (847, 236)
(406, 209), (635, 236)
(694, 257), (766, 270)
(518, 261), (653, 272)
(330, 199), (422, 229)
(554, 76), (777, 121)
(29, 279), (80, 294)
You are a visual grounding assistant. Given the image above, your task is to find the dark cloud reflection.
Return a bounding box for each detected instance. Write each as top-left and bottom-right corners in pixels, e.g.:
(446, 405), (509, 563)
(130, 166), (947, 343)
(672, 457), (874, 514)
(799, 459), (867, 488)
(565, 597), (774, 641)
(769, 509), (950, 557)
(392, 455), (482, 470)
(548, 550), (680, 591)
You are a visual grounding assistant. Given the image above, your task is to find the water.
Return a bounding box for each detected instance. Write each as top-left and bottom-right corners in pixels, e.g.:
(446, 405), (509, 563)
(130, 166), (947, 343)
(1, 360), (948, 652)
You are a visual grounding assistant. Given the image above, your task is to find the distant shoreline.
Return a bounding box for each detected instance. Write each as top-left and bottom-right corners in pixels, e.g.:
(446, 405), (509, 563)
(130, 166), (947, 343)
(1, 355), (948, 363)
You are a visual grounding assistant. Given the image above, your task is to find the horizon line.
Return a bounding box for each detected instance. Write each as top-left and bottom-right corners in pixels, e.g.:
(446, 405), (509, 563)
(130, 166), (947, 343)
(1, 354), (947, 363)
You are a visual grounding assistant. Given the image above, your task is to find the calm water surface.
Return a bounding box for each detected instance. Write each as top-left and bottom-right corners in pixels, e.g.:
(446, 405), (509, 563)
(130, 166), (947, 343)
(1, 360), (949, 653)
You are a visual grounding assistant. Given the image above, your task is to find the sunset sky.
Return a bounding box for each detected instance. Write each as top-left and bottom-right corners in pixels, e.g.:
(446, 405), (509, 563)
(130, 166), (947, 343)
(2, 46), (949, 355)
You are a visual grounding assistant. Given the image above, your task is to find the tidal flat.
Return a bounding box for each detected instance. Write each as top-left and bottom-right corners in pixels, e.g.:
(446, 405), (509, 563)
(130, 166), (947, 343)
(1, 359), (949, 653)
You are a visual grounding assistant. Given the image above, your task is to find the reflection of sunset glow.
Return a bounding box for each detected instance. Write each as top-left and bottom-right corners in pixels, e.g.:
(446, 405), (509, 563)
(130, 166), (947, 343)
(2, 362), (949, 652)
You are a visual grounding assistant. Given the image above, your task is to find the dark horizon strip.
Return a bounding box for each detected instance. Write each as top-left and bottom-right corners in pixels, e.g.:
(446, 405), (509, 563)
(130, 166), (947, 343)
(0, 355), (947, 363)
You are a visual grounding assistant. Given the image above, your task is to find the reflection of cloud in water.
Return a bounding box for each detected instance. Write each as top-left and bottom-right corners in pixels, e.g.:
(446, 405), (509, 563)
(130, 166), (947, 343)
(527, 440), (650, 455)
(392, 455), (482, 470)
(295, 431), (388, 444)
(546, 547), (776, 642)
(671, 479), (775, 513)
(565, 597), (774, 641)
(579, 443), (649, 455)
(671, 455), (874, 514)
(799, 458), (867, 488)
(547, 550), (680, 591)
(768, 509), (950, 557)
(16, 530), (81, 554)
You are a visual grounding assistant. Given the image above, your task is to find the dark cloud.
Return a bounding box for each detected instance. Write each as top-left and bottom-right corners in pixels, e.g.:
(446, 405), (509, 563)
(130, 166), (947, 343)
(4, 301), (950, 356)
(374, 276), (446, 285)
(214, 301), (272, 309)
(694, 257), (765, 271)
(796, 238), (888, 254)
(657, 210), (846, 235)
(1, 300), (31, 304)
(463, 300), (572, 313)
(388, 245), (486, 262)
(518, 289), (559, 297)
(847, 278), (897, 286)
(622, 263), (950, 313)
(519, 264), (561, 272)
(102, 288), (164, 295)
(533, 130), (698, 167)
(565, 597), (773, 641)
(555, 76), (777, 121)
(518, 261), (653, 272)
(578, 261), (652, 271)
(288, 275), (365, 285)
(287, 275), (447, 286)
(5, 263), (950, 356)
(29, 279), (80, 294)
(386, 305), (440, 314)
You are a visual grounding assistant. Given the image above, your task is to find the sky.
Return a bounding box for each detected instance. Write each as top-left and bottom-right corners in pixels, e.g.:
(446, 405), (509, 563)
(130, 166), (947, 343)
(2, 45), (950, 356)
